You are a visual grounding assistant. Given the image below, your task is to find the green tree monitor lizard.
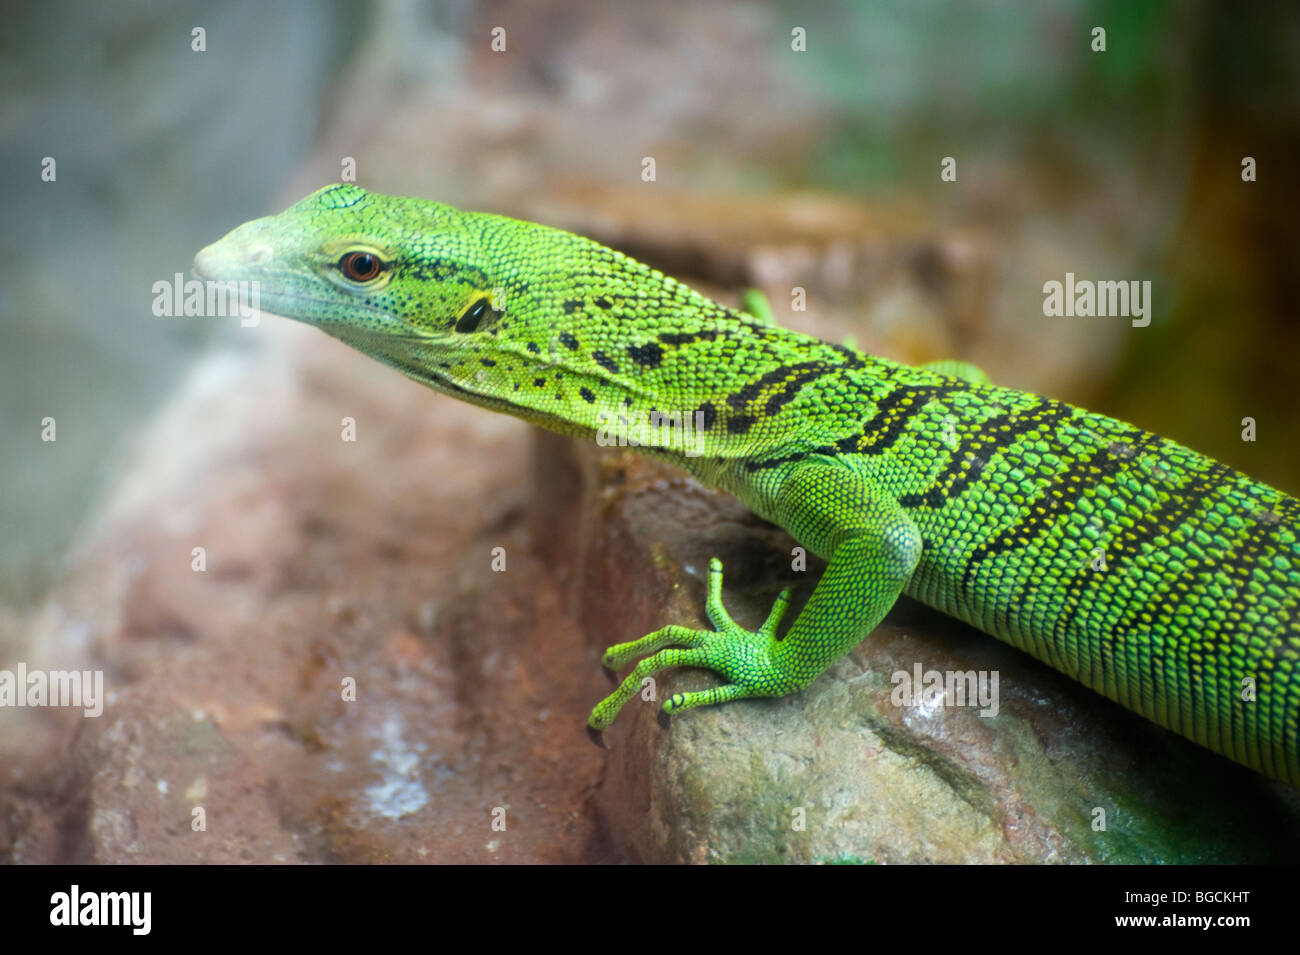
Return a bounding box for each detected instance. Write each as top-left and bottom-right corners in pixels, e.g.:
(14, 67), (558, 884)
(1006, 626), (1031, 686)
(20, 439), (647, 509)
(193, 184), (1299, 785)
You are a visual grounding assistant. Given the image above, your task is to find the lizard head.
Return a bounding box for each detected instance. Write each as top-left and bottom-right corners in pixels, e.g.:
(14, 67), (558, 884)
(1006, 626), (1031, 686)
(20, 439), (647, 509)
(194, 183), (495, 352)
(194, 184), (760, 453)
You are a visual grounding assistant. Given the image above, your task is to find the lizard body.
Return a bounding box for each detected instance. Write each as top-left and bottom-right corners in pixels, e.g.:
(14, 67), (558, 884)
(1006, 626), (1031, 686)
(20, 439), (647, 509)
(195, 184), (1300, 784)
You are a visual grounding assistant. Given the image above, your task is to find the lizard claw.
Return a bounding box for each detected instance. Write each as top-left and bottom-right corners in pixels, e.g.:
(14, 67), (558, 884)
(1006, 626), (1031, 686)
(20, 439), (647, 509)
(586, 725), (608, 749)
(588, 558), (797, 731)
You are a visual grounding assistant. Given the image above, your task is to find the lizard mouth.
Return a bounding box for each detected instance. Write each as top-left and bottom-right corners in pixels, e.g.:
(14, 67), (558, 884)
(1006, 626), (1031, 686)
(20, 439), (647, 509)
(381, 353), (590, 436)
(191, 244), (225, 282)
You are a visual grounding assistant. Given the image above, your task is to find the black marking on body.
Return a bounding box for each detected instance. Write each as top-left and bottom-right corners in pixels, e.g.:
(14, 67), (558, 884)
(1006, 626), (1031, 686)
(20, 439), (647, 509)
(580, 387), (596, 404)
(559, 332), (580, 350)
(727, 362), (820, 411)
(405, 261), (491, 289)
(627, 342), (664, 368)
(593, 350), (620, 373)
(960, 429), (1157, 594)
(844, 383), (963, 457)
(658, 330), (721, 346)
(1184, 488), (1298, 655)
(455, 297), (495, 334)
(765, 365), (830, 415)
(722, 351), (865, 428)
(727, 415), (756, 435)
(1086, 461), (1254, 716)
(827, 342), (865, 368)
(1050, 459), (1233, 653)
(1213, 492), (1297, 592)
(900, 399), (1073, 509)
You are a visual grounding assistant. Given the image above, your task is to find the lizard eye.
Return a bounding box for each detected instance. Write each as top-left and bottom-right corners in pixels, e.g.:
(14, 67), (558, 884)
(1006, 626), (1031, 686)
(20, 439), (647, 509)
(455, 296), (492, 333)
(338, 251), (383, 282)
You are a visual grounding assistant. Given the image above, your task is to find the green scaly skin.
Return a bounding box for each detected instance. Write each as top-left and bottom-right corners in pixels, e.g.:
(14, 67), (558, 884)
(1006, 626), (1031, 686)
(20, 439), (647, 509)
(195, 184), (1300, 784)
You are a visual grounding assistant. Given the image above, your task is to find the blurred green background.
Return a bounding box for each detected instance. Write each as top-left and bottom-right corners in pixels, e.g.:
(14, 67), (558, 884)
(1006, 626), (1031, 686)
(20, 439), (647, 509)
(2, 0), (1297, 611)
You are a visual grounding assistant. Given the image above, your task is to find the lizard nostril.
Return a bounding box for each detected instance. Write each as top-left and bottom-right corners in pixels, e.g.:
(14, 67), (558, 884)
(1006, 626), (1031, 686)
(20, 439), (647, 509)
(246, 244), (271, 266)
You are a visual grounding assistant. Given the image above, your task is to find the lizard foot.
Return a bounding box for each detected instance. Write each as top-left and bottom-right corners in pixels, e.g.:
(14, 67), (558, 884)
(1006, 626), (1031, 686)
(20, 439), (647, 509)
(586, 558), (795, 731)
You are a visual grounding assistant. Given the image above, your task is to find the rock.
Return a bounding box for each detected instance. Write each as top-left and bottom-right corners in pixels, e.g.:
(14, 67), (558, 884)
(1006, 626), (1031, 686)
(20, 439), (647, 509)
(1, 323), (615, 864)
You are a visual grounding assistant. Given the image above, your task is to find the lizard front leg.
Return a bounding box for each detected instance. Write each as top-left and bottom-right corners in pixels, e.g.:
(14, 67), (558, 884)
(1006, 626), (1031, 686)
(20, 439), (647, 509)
(587, 463), (922, 732)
